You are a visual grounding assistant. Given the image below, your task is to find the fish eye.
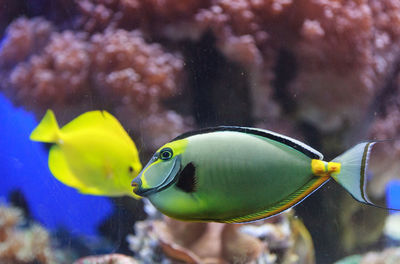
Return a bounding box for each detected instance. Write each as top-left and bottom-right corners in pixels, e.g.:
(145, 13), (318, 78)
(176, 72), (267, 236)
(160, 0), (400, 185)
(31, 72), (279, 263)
(160, 148), (173, 161)
(128, 166), (134, 173)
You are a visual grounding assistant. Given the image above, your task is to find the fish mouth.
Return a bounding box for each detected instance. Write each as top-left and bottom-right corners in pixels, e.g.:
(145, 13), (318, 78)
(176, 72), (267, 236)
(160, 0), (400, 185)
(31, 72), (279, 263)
(131, 181), (139, 192)
(131, 155), (181, 197)
(131, 177), (146, 196)
(130, 181), (143, 199)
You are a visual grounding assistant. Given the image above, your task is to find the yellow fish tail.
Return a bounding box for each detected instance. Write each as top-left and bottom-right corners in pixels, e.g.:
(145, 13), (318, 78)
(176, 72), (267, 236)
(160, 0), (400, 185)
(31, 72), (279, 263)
(30, 110), (61, 143)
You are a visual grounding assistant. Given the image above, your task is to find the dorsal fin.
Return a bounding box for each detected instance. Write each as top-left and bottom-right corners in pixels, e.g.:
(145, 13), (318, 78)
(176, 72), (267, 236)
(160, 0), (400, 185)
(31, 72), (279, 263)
(61, 110), (133, 145)
(62, 111), (122, 134)
(172, 126), (323, 160)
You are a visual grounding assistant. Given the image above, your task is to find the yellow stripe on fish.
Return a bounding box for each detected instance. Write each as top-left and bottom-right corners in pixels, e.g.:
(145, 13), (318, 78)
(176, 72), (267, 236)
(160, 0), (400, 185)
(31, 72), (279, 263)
(311, 159), (341, 177)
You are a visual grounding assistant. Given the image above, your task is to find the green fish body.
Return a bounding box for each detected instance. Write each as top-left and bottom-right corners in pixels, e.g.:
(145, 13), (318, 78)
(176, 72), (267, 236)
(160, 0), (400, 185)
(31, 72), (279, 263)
(133, 127), (376, 223)
(30, 110), (142, 198)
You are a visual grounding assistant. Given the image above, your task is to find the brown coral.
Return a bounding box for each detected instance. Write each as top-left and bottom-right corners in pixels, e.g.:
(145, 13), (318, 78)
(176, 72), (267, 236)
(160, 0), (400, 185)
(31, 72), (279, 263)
(220, 224), (265, 264)
(195, 0), (400, 129)
(0, 17), (184, 111)
(76, 0), (208, 33)
(289, 0), (400, 131)
(128, 211), (314, 264)
(7, 30), (91, 110)
(0, 17), (53, 68)
(0, 18), (91, 113)
(89, 29), (183, 112)
(0, 205), (54, 264)
(73, 0), (400, 132)
(4, 1), (400, 141)
(74, 254), (138, 264)
(0, 17), (189, 151)
(87, 28), (188, 149)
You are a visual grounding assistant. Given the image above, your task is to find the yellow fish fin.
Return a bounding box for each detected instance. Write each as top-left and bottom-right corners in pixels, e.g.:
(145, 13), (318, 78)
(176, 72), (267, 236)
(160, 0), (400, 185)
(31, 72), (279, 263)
(48, 145), (86, 189)
(30, 109), (61, 143)
(222, 176), (330, 223)
(61, 111), (131, 141)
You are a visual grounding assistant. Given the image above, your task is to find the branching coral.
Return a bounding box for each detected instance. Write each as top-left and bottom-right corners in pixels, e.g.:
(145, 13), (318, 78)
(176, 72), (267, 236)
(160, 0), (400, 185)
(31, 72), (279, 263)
(289, 0), (400, 131)
(88, 28), (187, 149)
(75, 0), (279, 120)
(3, 1), (400, 144)
(0, 17), (90, 112)
(0, 16), (188, 150)
(194, 0), (400, 129)
(89, 29), (183, 112)
(76, 0), (208, 33)
(0, 204), (54, 264)
(73, 0), (400, 131)
(7, 30), (90, 109)
(0, 17), (53, 68)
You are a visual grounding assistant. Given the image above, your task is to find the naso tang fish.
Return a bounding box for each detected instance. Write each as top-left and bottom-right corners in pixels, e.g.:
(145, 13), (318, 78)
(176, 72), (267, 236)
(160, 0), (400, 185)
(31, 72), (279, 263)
(30, 110), (142, 198)
(132, 126), (388, 223)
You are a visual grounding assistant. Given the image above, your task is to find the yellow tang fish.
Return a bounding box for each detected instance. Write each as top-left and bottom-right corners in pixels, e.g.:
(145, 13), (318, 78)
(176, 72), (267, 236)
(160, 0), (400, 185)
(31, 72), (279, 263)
(30, 110), (142, 198)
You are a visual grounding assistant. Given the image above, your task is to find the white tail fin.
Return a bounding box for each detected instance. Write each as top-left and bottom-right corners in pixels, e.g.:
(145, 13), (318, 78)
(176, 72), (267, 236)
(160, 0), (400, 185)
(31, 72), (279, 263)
(331, 142), (375, 204)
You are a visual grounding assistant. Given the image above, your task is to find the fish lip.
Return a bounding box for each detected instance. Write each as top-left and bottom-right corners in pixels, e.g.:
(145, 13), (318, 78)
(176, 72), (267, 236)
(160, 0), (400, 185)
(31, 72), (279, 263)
(131, 182), (139, 194)
(131, 155), (182, 197)
(131, 177), (145, 196)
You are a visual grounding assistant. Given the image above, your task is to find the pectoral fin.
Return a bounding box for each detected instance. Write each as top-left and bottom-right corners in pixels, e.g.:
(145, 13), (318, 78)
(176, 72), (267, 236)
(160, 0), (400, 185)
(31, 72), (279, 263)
(48, 145), (86, 189)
